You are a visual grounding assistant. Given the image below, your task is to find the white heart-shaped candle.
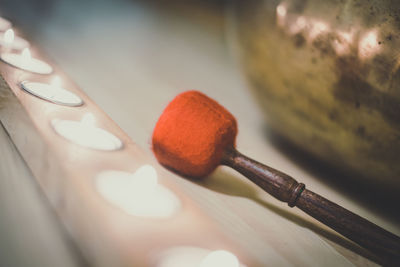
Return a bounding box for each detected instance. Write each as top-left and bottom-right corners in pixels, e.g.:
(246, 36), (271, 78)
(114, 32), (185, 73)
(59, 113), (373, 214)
(154, 246), (245, 267)
(96, 165), (181, 218)
(1, 48), (52, 74)
(21, 79), (83, 107)
(52, 113), (122, 151)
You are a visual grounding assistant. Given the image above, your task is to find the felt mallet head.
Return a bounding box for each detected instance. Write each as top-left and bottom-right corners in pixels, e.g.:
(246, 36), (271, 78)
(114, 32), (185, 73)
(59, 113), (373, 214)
(152, 90), (237, 177)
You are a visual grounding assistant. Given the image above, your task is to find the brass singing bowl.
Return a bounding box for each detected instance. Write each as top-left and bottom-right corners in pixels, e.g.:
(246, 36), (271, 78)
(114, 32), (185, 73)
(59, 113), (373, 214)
(232, 0), (400, 189)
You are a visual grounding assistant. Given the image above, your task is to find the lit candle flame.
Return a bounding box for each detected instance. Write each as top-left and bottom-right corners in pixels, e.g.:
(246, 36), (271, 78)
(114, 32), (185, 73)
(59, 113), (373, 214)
(51, 75), (62, 88)
(81, 113), (96, 127)
(4, 28), (14, 44)
(130, 165), (158, 196)
(21, 48), (31, 66)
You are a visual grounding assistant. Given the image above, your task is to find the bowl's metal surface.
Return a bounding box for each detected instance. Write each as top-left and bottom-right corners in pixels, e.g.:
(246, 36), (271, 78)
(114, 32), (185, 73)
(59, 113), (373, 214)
(234, 0), (400, 188)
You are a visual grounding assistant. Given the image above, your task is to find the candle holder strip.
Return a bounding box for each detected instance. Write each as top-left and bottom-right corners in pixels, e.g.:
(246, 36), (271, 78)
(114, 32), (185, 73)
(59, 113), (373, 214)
(0, 35), (254, 267)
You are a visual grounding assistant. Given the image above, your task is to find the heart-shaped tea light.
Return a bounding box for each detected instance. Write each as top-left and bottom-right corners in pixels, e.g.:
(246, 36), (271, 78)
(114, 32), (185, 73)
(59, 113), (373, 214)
(1, 48), (52, 74)
(96, 165), (181, 218)
(52, 113), (122, 151)
(154, 246), (246, 267)
(21, 76), (83, 107)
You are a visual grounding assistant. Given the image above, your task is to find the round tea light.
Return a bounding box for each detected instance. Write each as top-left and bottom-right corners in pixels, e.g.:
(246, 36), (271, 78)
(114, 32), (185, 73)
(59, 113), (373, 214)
(0, 29), (29, 50)
(1, 48), (52, 74)
(0, 17), (11, 31)
(21, 80), (83, 106)
(154, 247), (245, 267)
(52, 113), (123, 151)
(96, 165), (181, 218)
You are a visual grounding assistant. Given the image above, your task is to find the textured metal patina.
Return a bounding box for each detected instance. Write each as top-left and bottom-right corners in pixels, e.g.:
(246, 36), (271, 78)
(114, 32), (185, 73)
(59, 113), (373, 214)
(234, 0), (400, 188)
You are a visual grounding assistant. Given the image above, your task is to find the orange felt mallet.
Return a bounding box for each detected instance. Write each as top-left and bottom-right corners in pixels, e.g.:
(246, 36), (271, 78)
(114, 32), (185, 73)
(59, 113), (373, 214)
(152, 90), (400, 262)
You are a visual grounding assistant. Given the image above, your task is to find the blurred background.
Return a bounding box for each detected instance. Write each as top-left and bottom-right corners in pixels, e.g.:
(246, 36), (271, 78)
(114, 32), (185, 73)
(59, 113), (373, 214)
(0, 0), (399, 266)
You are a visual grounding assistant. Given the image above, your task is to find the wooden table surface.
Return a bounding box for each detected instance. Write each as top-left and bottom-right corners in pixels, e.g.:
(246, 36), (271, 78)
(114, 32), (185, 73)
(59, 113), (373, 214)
(0, 0), (399, 266)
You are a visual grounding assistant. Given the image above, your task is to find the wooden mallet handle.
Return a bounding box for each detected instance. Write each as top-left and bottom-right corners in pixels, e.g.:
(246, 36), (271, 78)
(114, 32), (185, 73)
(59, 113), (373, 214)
(222, 147), (400, 262)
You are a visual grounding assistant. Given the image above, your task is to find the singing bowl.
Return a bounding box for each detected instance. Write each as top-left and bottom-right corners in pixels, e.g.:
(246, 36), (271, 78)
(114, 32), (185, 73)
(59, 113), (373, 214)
(232, 0), (400, 188)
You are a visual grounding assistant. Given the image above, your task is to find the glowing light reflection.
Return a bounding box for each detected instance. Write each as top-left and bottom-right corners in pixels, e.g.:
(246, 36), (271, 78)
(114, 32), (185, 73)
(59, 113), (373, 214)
(277, 4), (287, 17)
(359, 30), (380, 59)
(333, 31), (354, 55)
(289, 16), (306, 34)
(96, 165), (180, 218)
(274, 8), (382, 59)
(308, 21), (329, 40)
(276, 3), (287, 27)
